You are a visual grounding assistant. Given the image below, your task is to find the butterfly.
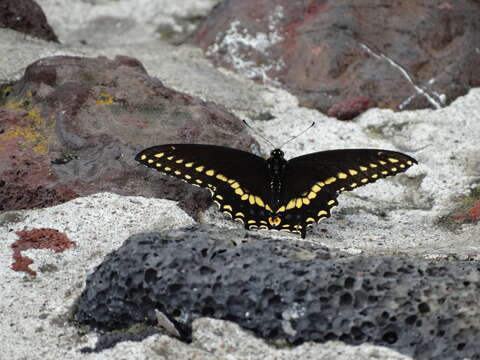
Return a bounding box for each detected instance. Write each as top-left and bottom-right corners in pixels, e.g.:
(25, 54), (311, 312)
(135, 144), (417, 238)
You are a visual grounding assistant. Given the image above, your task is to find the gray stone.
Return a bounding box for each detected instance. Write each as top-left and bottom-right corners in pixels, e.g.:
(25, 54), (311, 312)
(76, 224), (480, 359)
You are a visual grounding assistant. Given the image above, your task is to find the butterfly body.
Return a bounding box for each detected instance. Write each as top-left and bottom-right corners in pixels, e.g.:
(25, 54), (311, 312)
(136, 144), (417, 238)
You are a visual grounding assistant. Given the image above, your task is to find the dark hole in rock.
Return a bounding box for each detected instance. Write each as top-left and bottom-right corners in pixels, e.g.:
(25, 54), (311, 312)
(382, 330), (398, 344)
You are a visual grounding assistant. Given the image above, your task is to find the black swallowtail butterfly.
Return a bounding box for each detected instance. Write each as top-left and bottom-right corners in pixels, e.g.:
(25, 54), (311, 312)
(135, 144), (417, 238)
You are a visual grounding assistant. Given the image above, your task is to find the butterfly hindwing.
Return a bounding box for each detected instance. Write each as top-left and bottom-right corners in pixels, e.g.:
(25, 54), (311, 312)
(135, 144), (272, 228)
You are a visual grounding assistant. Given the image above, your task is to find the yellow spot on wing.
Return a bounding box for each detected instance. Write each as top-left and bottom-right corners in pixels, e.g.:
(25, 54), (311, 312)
(195, 179), (202, 184)
(235, 212), (244, 217)
(302, 197), (310, 205)
(248, 195), (255, 205)
(154, 153), (164, 158)
(372, 174), (378, 178)
(206, 169), (215, 176)
(306, 217), (315, 223)
(325, 177), (336, 184)
(381, 171), (388, 175)
(215, 195), (223, 200)
(327, 200), (335, 206)
(164, 167), (171, 171)
(350, 183), (357, 188)
(318, 210), (328, 216)
(388, 158), (399, 163)
(255, 196), (264, 207)
(176, 159), (184, 164)
(266, 204), (273, 212)
(312, 184), (322, 192)
(223, 205), (233, 211)
(195, 166), (204, 172)
(361, 178), (368, 183)
(248, 220), (256, 224)
(185, 162), (194, 167)
(277, 206), (285, 213)
(359, 166), (368, 171)
(338, 172), (347, 179)
(407, 160), (413, 165)
(379, 160), (387, 165)
(147, 159), (154, 164)
(174, 170), (181, 175)
(241, 194), (249, 201)
(349, 169), (358, 175)
(185, 174), (191, 179)
(391, 167), (397, 172)
(235, 188), (244, 196)
(231, 182), (240, 189)
(296, 198), (303, 208)
(140, 154), (147, 160)
(307, 191), (316, 200)
(286, 199), (296, 210)
(216, 174), (228, 182)
(156, 163), (161, 167)
(369, 163), (378, 168)
(167, 156), (174, 160)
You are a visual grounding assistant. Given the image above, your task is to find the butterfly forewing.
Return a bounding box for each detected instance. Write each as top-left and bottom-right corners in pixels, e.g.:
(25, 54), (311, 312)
(135, 144), (272, 225)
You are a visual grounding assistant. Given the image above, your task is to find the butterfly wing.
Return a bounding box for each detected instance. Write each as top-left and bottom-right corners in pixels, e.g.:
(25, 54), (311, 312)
(277, 149), (417, 237)
(135, 144), (271, 226)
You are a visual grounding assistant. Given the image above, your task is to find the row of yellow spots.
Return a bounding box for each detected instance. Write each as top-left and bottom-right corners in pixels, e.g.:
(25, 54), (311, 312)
(273, 156), (413, 212)
(142, 151), (275, 222)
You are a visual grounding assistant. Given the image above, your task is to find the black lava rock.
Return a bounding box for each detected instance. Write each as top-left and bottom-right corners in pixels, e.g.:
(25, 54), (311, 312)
(76, 224), (480, 359)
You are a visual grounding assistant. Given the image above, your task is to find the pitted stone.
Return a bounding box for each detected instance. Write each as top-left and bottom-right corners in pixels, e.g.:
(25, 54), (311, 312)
(76, 224), (480, 359)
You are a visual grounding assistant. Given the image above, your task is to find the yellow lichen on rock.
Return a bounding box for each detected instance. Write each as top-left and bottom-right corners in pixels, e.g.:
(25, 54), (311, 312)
(96, 92), (114, 105)
(0, 102), (49, 154)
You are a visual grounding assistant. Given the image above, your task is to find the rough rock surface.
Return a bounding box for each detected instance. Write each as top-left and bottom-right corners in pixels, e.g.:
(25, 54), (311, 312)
(192, 0), (480, 115)
(76, 224), (480, 359)
(0, 55), (257, 217)
(0, 0), (58, 42)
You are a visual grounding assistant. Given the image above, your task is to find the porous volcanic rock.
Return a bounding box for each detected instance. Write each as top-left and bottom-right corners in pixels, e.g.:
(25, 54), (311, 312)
(0, 0), (58, 42)
(0, 56), (257, 217)
(76, 224), (480, 359)
(192, 0), (480, 115)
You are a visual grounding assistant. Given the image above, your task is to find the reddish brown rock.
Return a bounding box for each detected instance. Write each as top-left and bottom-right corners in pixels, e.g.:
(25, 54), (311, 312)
(0, 0), (58, 42)
(327, 96), (370, 120)
(192, 0), (480, 115)
(12, 228), (75, 276)
(0, 56), (257, 217)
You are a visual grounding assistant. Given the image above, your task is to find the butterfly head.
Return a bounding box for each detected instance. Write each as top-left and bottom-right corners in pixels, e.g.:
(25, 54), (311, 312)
(270, 149), (284, 159)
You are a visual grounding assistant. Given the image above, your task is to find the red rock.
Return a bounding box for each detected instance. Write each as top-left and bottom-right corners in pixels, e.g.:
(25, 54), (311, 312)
(327, 96), (370, 120)
(0, 0), (58, 42)
(0, 56), (257, 218)
(453, 200), (480, 223)
(192, 0), (480, 114)
(11, 228), (75, 276)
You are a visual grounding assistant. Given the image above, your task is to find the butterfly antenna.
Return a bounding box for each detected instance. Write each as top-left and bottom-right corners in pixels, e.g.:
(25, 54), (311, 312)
(278, 122), (315, 149)
(242, 120), (276, 148)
